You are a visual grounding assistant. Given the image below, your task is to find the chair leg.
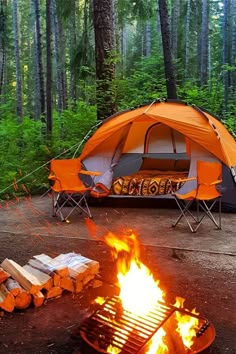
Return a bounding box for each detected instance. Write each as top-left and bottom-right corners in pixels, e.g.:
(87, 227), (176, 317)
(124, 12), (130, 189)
(193, 198), (221, 232)
(172, 198), (197, 232)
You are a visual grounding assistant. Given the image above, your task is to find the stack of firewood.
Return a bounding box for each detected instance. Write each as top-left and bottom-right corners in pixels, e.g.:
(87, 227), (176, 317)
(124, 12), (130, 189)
(0, 252), (100, 312)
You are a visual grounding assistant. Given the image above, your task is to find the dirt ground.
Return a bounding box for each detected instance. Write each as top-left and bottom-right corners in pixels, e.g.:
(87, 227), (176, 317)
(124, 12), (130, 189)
(0, 196), (235, 354)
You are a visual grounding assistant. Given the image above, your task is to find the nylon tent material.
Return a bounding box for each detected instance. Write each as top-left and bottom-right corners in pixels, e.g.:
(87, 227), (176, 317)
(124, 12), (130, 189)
(80, 101), (236, 168)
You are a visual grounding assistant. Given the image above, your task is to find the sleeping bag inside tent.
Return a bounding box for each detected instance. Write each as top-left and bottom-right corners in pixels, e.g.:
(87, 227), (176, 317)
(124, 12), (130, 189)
(79, 100), (236, 212)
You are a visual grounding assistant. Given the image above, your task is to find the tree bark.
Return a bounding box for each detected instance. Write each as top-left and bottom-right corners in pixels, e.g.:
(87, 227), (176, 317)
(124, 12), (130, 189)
(32, 0), (45, 119)
(92, 0), (117, 120)
(12, 0), (23, 120)
(0, 0), (6, 96)
(46, 0), (52, 135)
(158, 0), (178, 99)
(200, 0), (209, 86)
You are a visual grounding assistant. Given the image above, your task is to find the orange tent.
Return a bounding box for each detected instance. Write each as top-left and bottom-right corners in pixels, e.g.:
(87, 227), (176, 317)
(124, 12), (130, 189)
(79, 100), (236, 211)
(81, 101), (236, 168)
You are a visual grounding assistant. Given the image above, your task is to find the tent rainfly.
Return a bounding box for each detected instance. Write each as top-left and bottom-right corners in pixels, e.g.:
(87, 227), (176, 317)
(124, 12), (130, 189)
(79, 100), (236, 212)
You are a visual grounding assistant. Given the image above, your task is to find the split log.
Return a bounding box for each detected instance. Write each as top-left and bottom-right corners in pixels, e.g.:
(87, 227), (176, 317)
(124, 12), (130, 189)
(0, 283), (15, 312)
(1, 258), (42, 294)
(15, 289), (32, 310)
(83, 274), (95, 286)
(53, 253), (98, 279)
(59, 277), (75, 292)
(75, 281), (83, 294)
(33, 254), (69, 277)
(28, 259), (60, 286)
(23, 264), (53, 291)
(0, 267), (10, 284)
(73, 255), (99, 275)
(33, 291), (45, 307)
(163, 312), (187, 353)
(45, 286), (62, 299)
(4, 278), (21, 296)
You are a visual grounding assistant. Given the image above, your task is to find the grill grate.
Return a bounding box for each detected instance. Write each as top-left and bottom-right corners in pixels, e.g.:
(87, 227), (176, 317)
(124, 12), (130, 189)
(80, 296), (176, 353)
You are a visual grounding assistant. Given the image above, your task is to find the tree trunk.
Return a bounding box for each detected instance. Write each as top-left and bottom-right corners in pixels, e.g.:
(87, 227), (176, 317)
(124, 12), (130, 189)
(32, 0), (45, 119)
(171, 0), (180, 59)
(92, 0), (117, 120)
(158, 0), (178, 99)
(222, 0), (230, 109)
(69, 0), (77, 107)
(200, 0), (209, 86)
(0, 0), (6, 97)
(184, 0), (191, 81)
(230, 0), (236, 97)
(52, 0), (63, 112)
(12, 0), (23, 120)
(145, 20), (151, 57)
(46, 0), (52, 135)
(196, 1), (202, 85)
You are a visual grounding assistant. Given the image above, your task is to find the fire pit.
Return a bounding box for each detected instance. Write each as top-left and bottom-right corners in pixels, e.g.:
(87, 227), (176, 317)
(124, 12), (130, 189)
(80, 296), (215, 353)
(80, 227), (216, 353)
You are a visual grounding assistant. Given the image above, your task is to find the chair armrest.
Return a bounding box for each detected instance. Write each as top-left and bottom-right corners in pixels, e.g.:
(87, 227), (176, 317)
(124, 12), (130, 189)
(80, 170), (102, 177)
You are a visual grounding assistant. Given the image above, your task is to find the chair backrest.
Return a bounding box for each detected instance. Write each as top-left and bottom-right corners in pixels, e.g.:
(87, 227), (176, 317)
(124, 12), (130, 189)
(49, 159), (85, 192)
(196, 160), (222, 200)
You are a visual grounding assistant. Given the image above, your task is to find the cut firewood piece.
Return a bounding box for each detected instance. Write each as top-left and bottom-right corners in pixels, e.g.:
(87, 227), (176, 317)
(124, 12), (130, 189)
(0, 283), (15, 312)
(83, 274), (95, 286)
(15, 289), (32, 310)
(28, 259), (60, 286)
(33, 291), (45, 307)
(4, 278), (21, 296)
(1, 258), (43, 294)
(75, 281), (83, 294)
(23, 265), (53, 291)
(59, 277), (75, 292)
(53, 253), (98, 279)
(0, 267), (10, 284)
(45, 286), (62, 299)
(72, 255), (99, 275)
(33, 254), (69, 277)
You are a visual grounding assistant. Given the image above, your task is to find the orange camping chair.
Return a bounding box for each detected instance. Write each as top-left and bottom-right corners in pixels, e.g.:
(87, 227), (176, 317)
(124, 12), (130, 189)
(172, 160), (222, 233)
(48, 159), (101, 222)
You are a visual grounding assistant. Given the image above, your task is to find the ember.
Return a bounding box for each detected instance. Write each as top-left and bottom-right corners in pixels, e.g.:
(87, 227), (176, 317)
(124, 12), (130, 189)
(80, 230), (215, 353)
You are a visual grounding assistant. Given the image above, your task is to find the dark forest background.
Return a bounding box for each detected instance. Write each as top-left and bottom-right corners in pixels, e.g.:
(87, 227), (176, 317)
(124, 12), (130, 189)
(0, 0), (235, 196)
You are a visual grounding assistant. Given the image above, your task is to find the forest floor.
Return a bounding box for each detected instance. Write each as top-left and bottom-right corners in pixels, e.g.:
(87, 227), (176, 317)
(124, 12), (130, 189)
(0, 196), (235, 354)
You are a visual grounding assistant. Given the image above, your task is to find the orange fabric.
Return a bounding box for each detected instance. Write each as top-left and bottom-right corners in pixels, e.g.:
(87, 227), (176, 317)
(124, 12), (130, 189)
(80, 102), (236, 168)
(48, 159), (90, 193)
(176, 161), (222, 201)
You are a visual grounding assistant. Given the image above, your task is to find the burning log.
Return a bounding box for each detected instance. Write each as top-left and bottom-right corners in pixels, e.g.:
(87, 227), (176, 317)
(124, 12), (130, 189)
(1, 259), (43, 294)
(33, 291), (45, 307)
(163, 312), (187, 353)
(4, 278), (21, 296)
(23, 264), (53, 291)
(0, 283), (15, 312)
(0, 267), (10, 284)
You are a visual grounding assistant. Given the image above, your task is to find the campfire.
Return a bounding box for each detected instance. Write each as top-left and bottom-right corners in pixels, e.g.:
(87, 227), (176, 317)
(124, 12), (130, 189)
(80, 230), (215, 353)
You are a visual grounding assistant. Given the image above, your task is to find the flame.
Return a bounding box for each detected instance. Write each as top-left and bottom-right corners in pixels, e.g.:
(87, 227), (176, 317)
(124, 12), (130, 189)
(174, 297), (200, 348)
(102, 230), (200, 353)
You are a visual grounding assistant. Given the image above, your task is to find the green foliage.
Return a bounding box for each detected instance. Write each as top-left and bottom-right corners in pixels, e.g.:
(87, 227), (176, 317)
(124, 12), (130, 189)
(0, 102), (96, 198)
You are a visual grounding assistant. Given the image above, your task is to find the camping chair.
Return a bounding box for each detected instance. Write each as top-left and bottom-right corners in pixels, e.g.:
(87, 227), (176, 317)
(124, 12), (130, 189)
(172, 160), (222, 233)
(48, 158), (101, 222)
